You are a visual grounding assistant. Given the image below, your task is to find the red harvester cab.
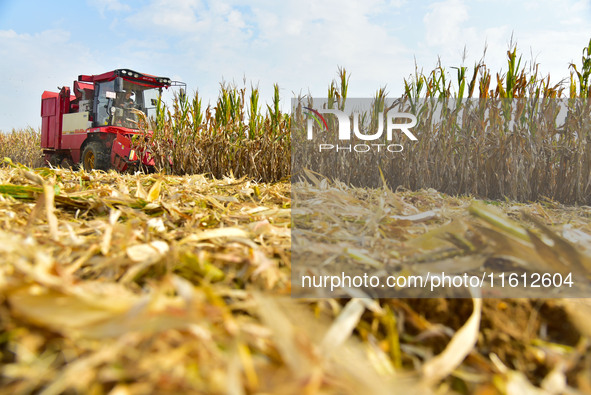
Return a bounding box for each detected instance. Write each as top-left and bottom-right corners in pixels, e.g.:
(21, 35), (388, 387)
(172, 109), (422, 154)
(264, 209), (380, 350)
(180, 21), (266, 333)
(41, 69), (179, 171)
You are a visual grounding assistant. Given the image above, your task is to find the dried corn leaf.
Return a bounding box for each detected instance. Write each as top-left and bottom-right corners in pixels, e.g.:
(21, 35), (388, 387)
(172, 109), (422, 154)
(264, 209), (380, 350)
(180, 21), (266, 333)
(126, 240), (169, 263)
(422, 296), (482, 384)
(321, 298), (366, 355)
(181, 227), (250, 243)
(391, 210), (440, 222)
(470, 202), (529, 242)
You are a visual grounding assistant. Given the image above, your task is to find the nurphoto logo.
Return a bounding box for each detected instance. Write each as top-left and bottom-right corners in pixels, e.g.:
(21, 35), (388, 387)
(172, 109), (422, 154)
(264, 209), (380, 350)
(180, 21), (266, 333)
(304, 106), (418, 153)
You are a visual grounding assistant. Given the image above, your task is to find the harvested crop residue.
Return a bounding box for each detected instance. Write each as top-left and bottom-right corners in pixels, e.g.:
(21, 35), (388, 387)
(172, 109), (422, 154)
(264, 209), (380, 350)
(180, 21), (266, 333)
(0, 166), (590, 394)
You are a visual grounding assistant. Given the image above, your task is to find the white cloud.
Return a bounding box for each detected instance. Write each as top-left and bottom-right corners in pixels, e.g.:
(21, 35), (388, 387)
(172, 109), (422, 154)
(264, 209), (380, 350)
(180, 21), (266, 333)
(111, 0), (413, 110)
(423, 0), (469, 47)
(416, 0), (591, 91)
(227, 9), (246, 29)
(87, 0), (131, 15)
(125, 0), (206, 34)
(0, 29), (104, 131)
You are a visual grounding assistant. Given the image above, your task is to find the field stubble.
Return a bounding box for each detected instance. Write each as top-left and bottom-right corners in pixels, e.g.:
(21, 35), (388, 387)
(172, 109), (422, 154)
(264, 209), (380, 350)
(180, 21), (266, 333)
(0, 166), (589, 393)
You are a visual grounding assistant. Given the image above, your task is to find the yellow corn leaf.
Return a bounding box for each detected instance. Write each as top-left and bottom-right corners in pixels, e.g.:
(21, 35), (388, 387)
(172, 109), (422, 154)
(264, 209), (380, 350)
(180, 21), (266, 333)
(147, 180), (162, 202)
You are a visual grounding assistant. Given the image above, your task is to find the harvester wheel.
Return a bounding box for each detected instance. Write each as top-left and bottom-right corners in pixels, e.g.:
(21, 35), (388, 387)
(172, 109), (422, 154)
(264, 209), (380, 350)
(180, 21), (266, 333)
(82, 141), (110, 171)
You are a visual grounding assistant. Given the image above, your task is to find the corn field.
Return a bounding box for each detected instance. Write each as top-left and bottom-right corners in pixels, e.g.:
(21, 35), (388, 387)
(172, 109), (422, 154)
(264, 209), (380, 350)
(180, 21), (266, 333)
(4, 41), (591, 204)
(293, 40), (591, 205)
(141, 83), (291, 182)
(0, 127), (43, 168)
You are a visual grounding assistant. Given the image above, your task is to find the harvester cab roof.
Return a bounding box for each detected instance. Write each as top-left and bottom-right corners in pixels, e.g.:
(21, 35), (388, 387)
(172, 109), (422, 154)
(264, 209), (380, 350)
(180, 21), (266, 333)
(77, 69), (174, 87)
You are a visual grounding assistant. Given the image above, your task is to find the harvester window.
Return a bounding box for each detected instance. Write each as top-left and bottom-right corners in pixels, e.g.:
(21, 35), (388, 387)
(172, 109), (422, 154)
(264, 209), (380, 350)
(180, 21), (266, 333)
(116, 90), (135, 108)
(94, 79), (164, 128)
(95, 80), (116, 126)
(71, 83), (93, 114)
(142, 87), (162, 119)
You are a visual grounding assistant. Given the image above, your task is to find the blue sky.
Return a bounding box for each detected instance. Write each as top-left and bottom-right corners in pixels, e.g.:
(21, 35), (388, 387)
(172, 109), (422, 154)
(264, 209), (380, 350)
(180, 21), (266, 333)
(0, 0), (590, 131)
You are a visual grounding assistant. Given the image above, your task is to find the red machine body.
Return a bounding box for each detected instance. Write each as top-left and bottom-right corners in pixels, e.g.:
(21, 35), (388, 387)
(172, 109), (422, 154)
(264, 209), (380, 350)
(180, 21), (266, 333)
(41, 69), (173, 171)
